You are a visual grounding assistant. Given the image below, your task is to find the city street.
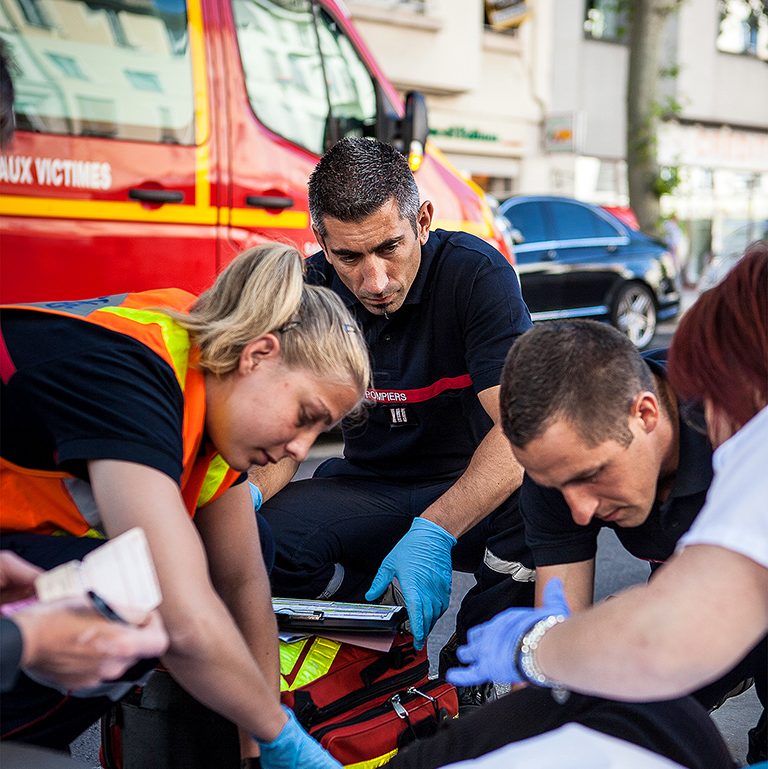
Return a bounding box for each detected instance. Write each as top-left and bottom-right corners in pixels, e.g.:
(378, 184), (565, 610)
(3, 0), (765, 764)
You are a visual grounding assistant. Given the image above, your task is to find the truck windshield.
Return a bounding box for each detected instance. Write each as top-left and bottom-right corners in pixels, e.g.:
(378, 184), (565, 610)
(232, 0), (377, 155)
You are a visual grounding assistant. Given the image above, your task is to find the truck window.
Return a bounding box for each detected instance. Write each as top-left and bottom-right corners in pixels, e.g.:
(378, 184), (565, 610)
(1, 0), (194, 144)
(233, 0), (377, 155)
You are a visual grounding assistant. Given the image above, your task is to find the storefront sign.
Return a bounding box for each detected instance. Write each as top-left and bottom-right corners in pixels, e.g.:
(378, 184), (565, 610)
(544, 113), (583, 153)
(430, 126), (499, 142)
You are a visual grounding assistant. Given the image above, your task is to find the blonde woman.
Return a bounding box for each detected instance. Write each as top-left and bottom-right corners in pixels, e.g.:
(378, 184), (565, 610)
(0, 243), (370, 768)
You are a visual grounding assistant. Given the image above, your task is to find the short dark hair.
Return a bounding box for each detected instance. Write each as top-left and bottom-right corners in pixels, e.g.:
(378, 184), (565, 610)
(669, 241), (767, 428)
(500, 320), (656, 449)
(308, 138), (420, 237)
(0, 41), (15, 148)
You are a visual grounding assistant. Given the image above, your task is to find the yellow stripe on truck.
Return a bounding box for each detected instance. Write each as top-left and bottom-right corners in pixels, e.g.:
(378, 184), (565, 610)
(0, 196), (308, 229)
(229, 208), (309, 230)
(188, 0), (211, 207)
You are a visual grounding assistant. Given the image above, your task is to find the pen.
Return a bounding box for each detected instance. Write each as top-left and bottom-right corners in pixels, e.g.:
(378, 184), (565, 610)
(87, 590), (128, 625)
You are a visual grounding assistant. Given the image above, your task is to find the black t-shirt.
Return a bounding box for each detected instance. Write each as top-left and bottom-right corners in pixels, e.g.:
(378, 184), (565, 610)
(306, 229), (532, 480)
(520, 353), (714, 568)
(1, 310), (185, 482)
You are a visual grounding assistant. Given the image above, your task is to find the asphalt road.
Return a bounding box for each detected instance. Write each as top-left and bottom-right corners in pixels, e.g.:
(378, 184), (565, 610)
(71, 305), (761, 766)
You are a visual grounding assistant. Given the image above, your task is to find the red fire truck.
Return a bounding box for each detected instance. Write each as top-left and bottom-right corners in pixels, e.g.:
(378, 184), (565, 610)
(0, 0), (511, 301)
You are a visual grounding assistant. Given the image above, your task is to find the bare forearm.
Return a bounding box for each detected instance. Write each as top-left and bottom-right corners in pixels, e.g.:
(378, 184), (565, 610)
(422, 423), (524, 537)
(535, 547), (768, 700)
(161, 596), (285, 740)
(249, 459), (298, 504)
(218, 574), (280, 690)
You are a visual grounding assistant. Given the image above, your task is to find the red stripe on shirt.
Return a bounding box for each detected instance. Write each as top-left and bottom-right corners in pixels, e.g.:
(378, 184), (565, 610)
(365, 374), (473, 404)
(0, 324), (17, 384)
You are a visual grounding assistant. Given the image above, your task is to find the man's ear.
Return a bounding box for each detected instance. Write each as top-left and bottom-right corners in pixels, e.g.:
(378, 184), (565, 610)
(632, 391), (660, 433)
(417, 201), (433, 245)
(312, 225), (330, 262)
(239, 334), (281, 374)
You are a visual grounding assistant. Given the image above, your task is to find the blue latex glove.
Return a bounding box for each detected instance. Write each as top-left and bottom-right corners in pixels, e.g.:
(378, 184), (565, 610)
(365, 517), (457, 651)
(256, 706), (342, 769)
(249, 482), (263, 512)
(446, 578), (571, 687)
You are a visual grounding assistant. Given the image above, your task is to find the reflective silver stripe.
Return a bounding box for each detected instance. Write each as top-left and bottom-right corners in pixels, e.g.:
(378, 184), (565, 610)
(316, 562), (345, 599)
(14, 295), (129, 317)
(530, 305), (609, 321)
(63, 478), (103, 531)
(484, 548), (536, 582)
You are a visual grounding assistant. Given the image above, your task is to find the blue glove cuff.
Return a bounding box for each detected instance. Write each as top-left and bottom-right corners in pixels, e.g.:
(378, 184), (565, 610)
(255, 706), (295, 749)
(410, 516), (457, 547)
(249, 482), (263, 512)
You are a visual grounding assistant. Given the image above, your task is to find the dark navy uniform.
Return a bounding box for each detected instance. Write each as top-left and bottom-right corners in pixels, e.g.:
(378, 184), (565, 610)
(520, 351), (765, 744)
(262, 229), (536, 640)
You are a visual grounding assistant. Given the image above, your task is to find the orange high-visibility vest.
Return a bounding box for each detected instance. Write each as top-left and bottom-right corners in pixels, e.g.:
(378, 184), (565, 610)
(0, 290), (241, 537)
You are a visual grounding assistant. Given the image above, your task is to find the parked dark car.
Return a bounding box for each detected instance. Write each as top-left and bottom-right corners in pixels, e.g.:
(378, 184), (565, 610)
(499, 195), (679, 348)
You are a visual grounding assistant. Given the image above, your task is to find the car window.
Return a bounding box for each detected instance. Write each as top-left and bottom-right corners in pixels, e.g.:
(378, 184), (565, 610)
(2, 0), (194, 144)
(503, 201), (549, 244)
(233, 0), (377, 156)
(550, 201), (620, 241)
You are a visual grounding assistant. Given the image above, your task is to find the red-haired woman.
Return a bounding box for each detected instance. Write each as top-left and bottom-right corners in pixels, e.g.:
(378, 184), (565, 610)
(442, 242), (767, 757)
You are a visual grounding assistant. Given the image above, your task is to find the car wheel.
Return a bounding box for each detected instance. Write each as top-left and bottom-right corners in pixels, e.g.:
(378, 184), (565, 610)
(611, 282), (657, 349)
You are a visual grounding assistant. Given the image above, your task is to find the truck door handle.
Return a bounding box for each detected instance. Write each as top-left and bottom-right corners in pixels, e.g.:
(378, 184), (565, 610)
(245, 195), (294, 210)
(128, 188), (185, 204)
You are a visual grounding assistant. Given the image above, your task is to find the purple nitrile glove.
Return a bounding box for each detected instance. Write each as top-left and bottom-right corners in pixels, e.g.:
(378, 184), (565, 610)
(256, 706), (341, 769)
(446, 578), (570, 687)
(365, 517), (456, 651)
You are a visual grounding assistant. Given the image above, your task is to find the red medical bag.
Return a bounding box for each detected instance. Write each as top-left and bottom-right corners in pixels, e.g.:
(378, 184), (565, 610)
(100, 633), (457, 769)
(281, 632), (458, 767)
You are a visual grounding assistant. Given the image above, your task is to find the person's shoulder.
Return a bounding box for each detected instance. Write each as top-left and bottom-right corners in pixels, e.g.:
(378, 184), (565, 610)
(429, 229), (509, 269)
(304, 251), (333, 287)
(642, 347), (669, 371)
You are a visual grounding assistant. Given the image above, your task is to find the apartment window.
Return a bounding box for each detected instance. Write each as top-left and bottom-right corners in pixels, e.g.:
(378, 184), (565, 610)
(717, 0), (768, 60)
(584, 0), (629, 43)
(125, 70), (163, 93)
(47, 53), (88, 80)
(16, 0), (51, 28)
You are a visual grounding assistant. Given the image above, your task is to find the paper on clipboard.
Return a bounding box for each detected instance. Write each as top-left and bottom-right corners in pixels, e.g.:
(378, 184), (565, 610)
(273, 598), (405, 633)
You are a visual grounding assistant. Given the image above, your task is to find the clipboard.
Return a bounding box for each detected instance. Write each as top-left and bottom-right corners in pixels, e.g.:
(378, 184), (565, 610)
(273, 598), (406, 634)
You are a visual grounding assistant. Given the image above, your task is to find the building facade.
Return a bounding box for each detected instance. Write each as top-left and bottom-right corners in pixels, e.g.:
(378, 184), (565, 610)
(348, 0), (768, 273)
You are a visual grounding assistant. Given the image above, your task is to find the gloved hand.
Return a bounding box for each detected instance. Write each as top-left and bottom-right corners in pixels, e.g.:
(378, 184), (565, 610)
(256, 706), (342, 769)
(249, 482), (263, 512)
(446, 578), (570, 687)
(365, 517), (456, 651)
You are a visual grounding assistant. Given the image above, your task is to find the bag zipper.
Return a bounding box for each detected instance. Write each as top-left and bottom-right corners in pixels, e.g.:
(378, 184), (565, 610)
(310, 679), (449, 741)
(301, 659), (429, 728)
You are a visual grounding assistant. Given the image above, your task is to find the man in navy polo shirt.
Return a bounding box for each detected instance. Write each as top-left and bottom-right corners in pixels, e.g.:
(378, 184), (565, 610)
(497, 319), (765, 760)
(255, 138), (535, 700)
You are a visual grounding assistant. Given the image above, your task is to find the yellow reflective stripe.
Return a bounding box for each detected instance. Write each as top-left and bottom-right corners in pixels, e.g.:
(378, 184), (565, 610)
(287, 637), (341, 692)
(51, 528), (106, 540)
(197, 454), (234, 508)
(98, 307), (190, 388)
(343, 749), (399, 769)
(279, 638), (309, 692)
